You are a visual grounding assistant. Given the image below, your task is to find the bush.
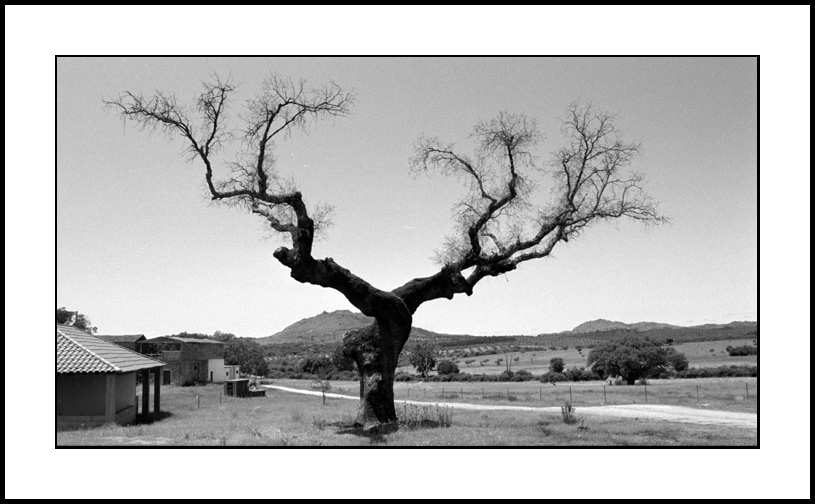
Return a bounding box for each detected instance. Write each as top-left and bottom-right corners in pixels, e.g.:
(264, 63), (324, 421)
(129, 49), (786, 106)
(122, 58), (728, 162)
(498, 370), (515, 381)
(677, 365), (757, 379)
(563, 367), (600, 382)
(549, 357), (565, 373)
(436, 360), (460, 375)
(541, 371), (568, 383)
(726, 345), (758, 356)
(395, 373), (415, 382)
(561, 401), (578, 424)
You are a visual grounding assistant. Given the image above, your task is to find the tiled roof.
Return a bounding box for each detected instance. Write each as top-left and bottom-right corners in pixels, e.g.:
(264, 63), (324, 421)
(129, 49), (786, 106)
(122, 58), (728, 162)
(97, 334), (146, 343)
(57, 325), (164, 374)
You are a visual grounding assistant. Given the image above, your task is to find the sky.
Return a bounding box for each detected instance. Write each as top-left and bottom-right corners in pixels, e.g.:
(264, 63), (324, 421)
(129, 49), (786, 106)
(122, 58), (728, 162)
(55, 56), (758, 338)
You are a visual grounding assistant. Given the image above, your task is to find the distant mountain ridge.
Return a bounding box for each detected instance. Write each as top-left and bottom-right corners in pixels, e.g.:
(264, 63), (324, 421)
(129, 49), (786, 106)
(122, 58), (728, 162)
(571, 319), (682, 333)
(254, 310), (757, 345)
(255, 310), (469, 345)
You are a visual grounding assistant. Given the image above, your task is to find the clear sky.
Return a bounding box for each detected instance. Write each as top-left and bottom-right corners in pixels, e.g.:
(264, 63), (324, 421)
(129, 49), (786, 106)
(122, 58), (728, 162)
(56, 56), (758, 338)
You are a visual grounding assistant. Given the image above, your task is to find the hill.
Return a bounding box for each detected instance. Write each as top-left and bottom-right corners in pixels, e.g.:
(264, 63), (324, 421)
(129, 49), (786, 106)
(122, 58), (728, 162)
(572, 318), (681, 333)
(256, 310), (476, 346)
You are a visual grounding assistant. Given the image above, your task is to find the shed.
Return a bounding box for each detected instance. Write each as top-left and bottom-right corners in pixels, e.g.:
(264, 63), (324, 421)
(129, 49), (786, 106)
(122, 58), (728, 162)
(57, 324), (164, 431)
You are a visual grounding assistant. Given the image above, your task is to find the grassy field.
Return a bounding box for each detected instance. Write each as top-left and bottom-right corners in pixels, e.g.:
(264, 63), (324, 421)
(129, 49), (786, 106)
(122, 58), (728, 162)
(275, 377), (758, 413)
(56, 383), (757, 446)
(404, 338), (757, 376)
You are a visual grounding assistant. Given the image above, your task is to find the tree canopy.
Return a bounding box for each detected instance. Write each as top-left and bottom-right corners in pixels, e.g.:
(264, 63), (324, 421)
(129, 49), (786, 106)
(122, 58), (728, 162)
(408, 341), (439, 378)
(56, 307), (97, 334)
(586, 338), (687, 385)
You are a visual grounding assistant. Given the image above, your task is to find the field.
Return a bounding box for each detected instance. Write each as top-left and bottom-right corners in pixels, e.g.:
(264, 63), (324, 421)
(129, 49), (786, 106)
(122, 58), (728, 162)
(404, 338), (758, 376)
(57, 379), (757, 446)
(274, 377), (758, 413)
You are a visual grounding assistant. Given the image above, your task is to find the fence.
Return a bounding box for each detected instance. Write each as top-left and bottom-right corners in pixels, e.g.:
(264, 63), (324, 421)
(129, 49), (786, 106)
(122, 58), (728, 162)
(266, 379), (757, 408)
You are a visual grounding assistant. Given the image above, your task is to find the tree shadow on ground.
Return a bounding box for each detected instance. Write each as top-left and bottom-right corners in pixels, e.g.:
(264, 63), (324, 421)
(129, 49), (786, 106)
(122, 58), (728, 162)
(333, 421), (399, 444)
(134, 411), (174, 425)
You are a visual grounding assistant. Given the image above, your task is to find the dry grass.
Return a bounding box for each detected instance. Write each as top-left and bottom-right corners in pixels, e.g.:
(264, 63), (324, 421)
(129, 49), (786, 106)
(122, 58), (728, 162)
(57, 382), (757, 447)
(276, 376), (758, 413)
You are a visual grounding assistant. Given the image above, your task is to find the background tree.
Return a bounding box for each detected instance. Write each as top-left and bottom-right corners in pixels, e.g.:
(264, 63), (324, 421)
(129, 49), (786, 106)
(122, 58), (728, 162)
(549, 357), (565, 373)
(223, 337), (269, 377)
(331, 343), (357, 373)
(56, 307), (97, 334)
(666, 350), (689, 372)
(108, 75), (663, 428)
(408, 341), (438, 378)
(436, 359), (460, 375)
(586, 338), (686, 385)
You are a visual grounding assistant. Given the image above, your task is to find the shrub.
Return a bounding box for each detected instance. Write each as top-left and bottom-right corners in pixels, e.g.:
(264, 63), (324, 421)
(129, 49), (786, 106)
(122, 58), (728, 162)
(541, 371), (568, 383)
(549, 357), (565, 373)
(561, 401), (578, 424)
(726, 345), (758, 356)
(395, 373), (415, 382)
(436, 360), (460, 375)
(498, 370), (515, 381)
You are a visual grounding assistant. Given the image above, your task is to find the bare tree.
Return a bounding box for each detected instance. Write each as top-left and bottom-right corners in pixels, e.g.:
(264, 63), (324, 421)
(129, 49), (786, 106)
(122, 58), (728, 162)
(107, 75), (663, 429)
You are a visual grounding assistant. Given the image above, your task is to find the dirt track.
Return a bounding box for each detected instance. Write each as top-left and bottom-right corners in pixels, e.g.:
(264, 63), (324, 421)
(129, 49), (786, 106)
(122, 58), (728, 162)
(261, 384), (757, 429)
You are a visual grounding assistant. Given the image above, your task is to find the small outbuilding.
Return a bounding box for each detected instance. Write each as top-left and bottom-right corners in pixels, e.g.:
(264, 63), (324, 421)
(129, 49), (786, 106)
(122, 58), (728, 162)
(57, 324), (165, 431)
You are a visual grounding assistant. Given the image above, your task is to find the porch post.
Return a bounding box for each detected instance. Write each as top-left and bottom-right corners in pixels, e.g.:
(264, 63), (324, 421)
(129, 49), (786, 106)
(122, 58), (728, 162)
(141, 368), (150, 416)
(153, 367), (161, 414)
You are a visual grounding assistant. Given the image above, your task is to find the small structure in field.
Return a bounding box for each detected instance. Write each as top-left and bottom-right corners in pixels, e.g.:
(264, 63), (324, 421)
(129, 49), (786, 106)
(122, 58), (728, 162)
(96, 334), (146, 351)
(224, 379), (250, 398)
(139, 336), (226, 386)
(224, 365), (240, 380)
(57, 324), (164, 431)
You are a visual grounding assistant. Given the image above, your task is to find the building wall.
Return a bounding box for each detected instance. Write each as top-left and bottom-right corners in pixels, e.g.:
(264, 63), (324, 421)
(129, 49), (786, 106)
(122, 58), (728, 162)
(225, 366), (240, 380)
(114, 372), (137, 425)
(57, 373), (138, 430)
(57, 374), (106, 416)
(207, 359), (226, 382)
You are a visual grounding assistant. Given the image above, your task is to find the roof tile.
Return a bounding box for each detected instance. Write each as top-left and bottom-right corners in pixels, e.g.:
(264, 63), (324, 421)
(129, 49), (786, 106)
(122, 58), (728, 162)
(57, 325), (164, 374)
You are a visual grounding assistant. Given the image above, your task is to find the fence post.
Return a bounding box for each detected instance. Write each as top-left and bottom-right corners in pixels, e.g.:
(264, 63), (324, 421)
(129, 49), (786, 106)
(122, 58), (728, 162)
(507, 388), (510, 400)
(569, 387), (573, 403)
(644, 384), (648, 403)
(603, 386), (607, 404)
(442, 387), (444, 399)
(220, 392), (222, 404)
(407, 388), (410, 398)
(197, 395), (200, 409)
(696, 385), (699, 403)
(746, 382), (748, 397)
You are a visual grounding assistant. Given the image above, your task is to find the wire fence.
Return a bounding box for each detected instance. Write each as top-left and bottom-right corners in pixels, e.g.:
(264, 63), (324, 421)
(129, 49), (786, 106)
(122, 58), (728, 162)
(266, 379), (757, 408)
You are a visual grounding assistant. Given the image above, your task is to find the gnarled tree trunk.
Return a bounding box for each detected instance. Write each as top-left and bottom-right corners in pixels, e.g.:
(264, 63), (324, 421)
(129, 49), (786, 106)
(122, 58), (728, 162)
(343, 316), (411, 428)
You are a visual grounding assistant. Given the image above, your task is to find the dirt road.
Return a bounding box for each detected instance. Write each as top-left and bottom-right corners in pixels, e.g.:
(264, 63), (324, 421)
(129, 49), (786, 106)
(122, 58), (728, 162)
(261, 384), (757, 429)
